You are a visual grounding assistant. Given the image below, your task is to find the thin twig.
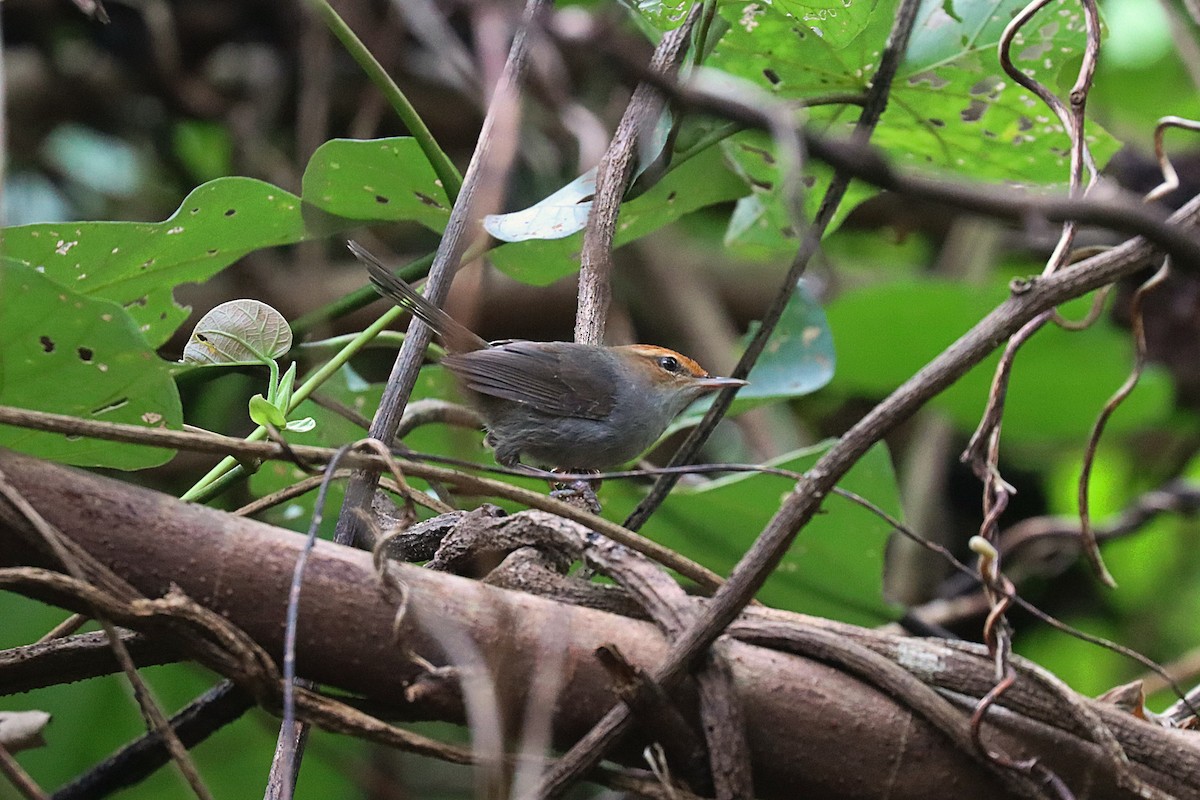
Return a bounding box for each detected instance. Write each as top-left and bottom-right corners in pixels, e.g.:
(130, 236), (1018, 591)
(574, 4), (703, 345)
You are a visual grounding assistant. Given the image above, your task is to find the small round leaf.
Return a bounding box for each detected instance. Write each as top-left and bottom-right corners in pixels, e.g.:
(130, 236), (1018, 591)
(183, 299), (292, 365)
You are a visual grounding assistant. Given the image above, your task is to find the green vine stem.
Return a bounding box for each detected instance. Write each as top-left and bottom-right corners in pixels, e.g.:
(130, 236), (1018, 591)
(308, 0), (463, 199)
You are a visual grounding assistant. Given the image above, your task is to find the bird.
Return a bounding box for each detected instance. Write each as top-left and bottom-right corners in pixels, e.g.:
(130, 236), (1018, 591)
(349, 241), (747, 471)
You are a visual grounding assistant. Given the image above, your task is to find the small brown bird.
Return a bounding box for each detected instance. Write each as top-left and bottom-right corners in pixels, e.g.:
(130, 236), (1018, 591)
(350, 241), (746, 470)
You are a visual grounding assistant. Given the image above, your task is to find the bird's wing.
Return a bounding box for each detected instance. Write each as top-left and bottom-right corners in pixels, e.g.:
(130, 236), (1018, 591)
(442, 342), (616, 420)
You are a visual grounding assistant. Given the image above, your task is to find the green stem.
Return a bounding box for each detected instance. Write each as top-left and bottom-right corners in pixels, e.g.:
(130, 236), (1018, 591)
(308, 0), (463, 199)
(181, 304), (409, 503)
(291, 251), (435, 337)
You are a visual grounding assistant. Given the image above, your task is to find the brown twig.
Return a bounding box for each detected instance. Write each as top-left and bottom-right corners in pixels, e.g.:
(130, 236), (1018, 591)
(574, 3), (703, 346)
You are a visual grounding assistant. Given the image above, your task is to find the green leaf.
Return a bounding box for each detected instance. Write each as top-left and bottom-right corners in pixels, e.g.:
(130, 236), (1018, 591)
(722, 131), (876, 257)
(631, 0), (693, 31)
(181, 299), (292, 365)
(707, 0), (1123, 255)
(276, 362), (298, 409)
(4, 178), (308, 347)
(300, 137), (451, 231)
(669, 279), (835, 433)
(602, 441), (903, 624)
(172, 120), (233, 183)
(772, 0), (881, 49)
(824, 278), (1173, 441)
(3, 137), (452, 348)
(248, 393), (287, 428)
(488, 147), (747, 284)
(877, 0), (1121, 181)
(0, 261), (180, 469)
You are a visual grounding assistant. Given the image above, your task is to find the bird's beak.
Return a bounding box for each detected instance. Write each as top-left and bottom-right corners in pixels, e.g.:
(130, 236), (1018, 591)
(694, 376), (749, 391)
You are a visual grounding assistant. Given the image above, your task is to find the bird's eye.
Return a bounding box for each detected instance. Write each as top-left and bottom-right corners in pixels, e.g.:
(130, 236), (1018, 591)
(657, 355), (681, 373)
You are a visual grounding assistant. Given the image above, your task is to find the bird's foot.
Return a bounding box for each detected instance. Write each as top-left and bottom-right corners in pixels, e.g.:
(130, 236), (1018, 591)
(549, 472), (602, 514)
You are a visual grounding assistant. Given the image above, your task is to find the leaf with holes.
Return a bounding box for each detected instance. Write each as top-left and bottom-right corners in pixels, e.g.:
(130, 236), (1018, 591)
(773, 0), (881, 49)
(2, 138), (451, 349)
(709, 0), (1122, 254)
(181, 299), (292, 365)
(0, 261), (181, 469)
(301, 138), (451, 231)
(3, 178), (308, 347)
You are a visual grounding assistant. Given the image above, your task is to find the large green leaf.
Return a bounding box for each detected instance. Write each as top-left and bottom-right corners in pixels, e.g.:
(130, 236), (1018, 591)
(301, 137), (451, 230)
(2, 138), (451, 348)
(3, 178), (309, 347)
(602, 441), (903, 624)
(824, 278), (1172, 441)
(710, 0), (1123, 256)
(0, 261), (180, 468)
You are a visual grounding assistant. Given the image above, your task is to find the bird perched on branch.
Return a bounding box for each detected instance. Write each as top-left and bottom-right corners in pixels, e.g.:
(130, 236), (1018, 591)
(349, 241), (746, 471)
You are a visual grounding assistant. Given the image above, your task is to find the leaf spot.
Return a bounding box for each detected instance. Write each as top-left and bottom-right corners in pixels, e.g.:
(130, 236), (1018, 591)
(142, 412), (163, 424)
(167, 226), (185, 235)
(77, 346), (94, 363)
(55, 240), (78, 256)
(39, 336), (55, 353)
(414, 192), (446, 209)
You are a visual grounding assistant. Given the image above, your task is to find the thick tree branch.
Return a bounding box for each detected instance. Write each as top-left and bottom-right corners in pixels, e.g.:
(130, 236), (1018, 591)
(1, 450), (1197, 799)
